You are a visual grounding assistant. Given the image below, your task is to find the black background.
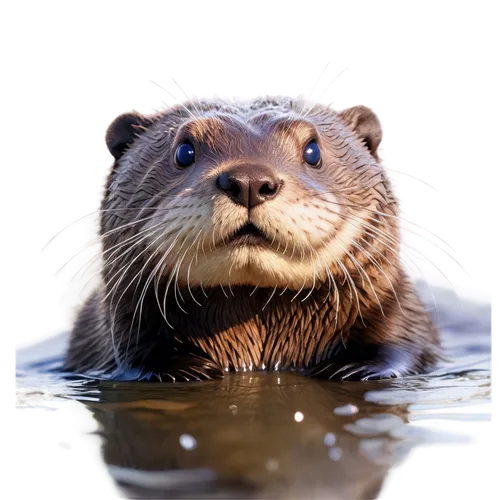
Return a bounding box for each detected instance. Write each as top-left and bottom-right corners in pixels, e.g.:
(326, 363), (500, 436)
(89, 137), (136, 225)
(17, 53), (498, 498)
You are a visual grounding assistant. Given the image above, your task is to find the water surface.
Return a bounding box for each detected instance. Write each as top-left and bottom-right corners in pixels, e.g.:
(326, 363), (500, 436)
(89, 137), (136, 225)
(16, 286), (492, 499)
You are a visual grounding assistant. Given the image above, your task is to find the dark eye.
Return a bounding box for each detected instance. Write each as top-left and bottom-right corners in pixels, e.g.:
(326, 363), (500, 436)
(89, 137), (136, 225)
(303, 140), (321, 167)
(175, 142), (196, 167)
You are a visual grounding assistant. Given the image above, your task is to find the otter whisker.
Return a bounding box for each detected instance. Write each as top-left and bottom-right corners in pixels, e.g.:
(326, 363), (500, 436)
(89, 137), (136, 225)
(228, 255), (236, 278)
(338, 213), (448, 312)
(127, 244), (168, 362)
(353, 215), (453, 315)
(399, 243), (464, 309)
(371, 218), (463, 308)
(41, 205), (175, 253)
(175, 226), (204, 306)
(299, 242), (305, 262)
(262, 286), (278, 311)
(328, 362), (358, 381)
(303, 66), (348, 120)
(291, 278), (307, 302)
(158, 230), (195, 317)
(368, 212), (469, 276)
(216, 218), (227, 249)
(149, 80), (198, 121)
(110, 240), (166, 356)
(173, 250), (190, 313)
(170, 76), (203, 120)
(341, 243), (385, 317)
(299, 63), (328, 118)
(335, 256), (365, 328)
(301, 243), (320, 302)
(99, 228), (166, 301)
(309, 362), (333, 377)
(164, 250), (186, 314)
(250, 283), (260, 297)
(320, 192), (469, 276)
(282, 233), (289, 256)
(153, 240), (180, 328)
(340, 365), (369, 381)
(308, 243), (341, 332)
(72, 215), (176, 281)
(135, 189), (194, 220)
(290, 237), (297, 260)
(312, 248), (334, 306)
(161, 243), (189, 325)
(186, 231), (204, 306)
(201, 232), (207, 257)
(55, 213), (171, 278)
(219, 282), (229, 299)
(349, 239), (396, 317)
(76, 224), (169, 297)
(227, 259), (236, 298)
(195, 232), (203, 265)
(330, 267), (341, 332)
(328, 164), (439, 193)
(108, 230), (171, 335)
(211, 226), (217, 252)
(270, 227), (277, 247)
(336, 207), (463, 308)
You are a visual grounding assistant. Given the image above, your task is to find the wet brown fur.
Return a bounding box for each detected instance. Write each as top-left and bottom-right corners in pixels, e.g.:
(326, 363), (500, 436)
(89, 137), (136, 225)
(64, 97), (440, 381)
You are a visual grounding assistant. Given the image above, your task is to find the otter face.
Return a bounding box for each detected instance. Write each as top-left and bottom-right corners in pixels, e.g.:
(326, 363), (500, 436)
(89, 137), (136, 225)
(101, 98), (397, 292)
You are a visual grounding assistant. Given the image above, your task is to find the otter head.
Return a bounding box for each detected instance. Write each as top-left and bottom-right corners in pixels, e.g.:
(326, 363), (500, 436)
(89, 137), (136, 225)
(100, 98), (397, 295)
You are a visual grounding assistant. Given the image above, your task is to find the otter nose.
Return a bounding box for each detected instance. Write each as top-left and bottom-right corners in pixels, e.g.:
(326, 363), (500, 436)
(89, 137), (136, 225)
(217, 165), (281, 209)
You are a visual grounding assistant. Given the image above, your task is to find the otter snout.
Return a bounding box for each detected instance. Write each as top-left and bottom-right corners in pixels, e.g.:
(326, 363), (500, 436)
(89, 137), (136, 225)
(216, 165), (281, 209)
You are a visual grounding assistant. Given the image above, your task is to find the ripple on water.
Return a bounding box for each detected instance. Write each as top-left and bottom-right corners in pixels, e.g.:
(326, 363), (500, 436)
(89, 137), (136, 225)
(364, 372), (491, 407)
(14, 287), (492, 499)
(333, 403), (359, 416)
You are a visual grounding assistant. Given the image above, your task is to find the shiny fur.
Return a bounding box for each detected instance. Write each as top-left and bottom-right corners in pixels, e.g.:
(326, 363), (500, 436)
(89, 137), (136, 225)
(64, 97), (440, 381)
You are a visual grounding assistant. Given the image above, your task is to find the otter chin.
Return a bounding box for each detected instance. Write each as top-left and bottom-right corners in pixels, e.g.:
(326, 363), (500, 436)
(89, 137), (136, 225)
(64, 96), (441, 381)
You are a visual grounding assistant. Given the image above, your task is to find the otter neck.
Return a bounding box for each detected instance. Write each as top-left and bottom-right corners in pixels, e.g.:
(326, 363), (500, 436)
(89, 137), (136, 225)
(156, 283), (367, 371)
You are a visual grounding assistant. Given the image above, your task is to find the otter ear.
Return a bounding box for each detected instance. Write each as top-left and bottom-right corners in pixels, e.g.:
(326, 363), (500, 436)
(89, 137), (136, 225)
(338, 105), (382, 160)
(105, 111), (155, 160)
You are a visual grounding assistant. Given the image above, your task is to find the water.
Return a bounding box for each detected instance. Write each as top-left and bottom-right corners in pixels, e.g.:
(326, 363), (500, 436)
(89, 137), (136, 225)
(15, 285), (492, 499)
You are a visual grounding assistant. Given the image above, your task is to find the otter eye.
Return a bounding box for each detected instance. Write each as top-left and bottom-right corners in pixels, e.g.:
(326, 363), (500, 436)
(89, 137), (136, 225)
(175, 142), (195, 167)
(303, 140), (321, 167)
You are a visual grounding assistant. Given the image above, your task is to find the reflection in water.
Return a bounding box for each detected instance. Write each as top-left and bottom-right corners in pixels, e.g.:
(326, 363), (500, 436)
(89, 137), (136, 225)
(66, 368), (488, 499)
(16, 287), (491, 499)
(82, 374), (407, 499)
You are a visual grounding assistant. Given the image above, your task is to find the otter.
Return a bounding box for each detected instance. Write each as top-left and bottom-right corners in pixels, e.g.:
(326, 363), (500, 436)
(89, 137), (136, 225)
(64, 96), (441, 381)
